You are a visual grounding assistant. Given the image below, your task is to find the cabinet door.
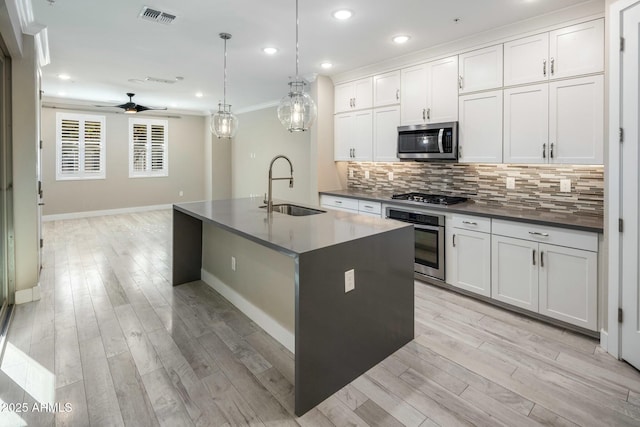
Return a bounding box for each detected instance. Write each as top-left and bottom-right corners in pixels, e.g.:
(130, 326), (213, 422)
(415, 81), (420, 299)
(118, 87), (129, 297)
(373, 106), (400, 162)
(504, 33), (550, 86)
(374, 71), (400, 107)
(400, 64), (428, 125)
(503, 84), (549, 164)
(334, 113), (354, 161)
(353, 77), (373, 110)
(335, 83), (354, 113)
(427, 56), (459, 123)
(549, 19), (604, 80)
(549, 75), (603, 164)
(459, 45), (503, 94)
(458, 90), (503, 163)
(538, 244), (597, 331)
(451, 228), (491, 297)
(492, 235), (539, 311)
(352, 110), (373, 161)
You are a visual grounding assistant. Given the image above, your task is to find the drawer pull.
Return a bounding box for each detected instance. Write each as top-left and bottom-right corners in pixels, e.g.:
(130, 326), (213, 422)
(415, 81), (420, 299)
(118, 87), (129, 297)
(335, 201), (342, 204)
(453, 234), (456, 247)
(541, 251), (544, 268)
(528, 231), (549, 237)
(364, 205), (373, 209)
(532, 249), (536, 266)
(462, 221), (477, 226)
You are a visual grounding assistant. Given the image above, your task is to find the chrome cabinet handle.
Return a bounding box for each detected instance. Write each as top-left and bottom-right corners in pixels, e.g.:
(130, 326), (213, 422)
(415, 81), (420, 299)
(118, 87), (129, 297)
(550, 143), (554, 159)
(427, 108), (431, 120)
(353, 98), (356, 108)
(453, 234), (456, 247)
(364, 205), (373, 209)
(462, 221), (477, 225)
(529, 231), (549, 237)
(396, 89), (400, 100)
(550, 57), (555, 75)
(458, 75), (463, 89)
(422, 108), (426, 121)
(543, 59), (547, 77)
(532, 249), (536, 266)
(541, 251), (544, 268)
(459, 145), (462, 158)
(543, 143), (546, 159)
(335, 200), (343, 204)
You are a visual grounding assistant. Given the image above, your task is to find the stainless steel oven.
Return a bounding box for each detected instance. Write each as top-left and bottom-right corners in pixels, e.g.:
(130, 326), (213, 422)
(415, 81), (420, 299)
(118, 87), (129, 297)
(385, 206), (445, 282)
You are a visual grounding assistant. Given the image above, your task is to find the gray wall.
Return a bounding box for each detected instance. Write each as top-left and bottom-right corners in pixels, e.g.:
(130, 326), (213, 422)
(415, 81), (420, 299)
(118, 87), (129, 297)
(232, 106), (312, 205)
(41, 107), (207, 215)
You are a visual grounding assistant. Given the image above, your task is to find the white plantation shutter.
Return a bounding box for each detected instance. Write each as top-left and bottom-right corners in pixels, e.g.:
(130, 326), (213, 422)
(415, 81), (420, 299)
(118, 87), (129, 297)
(56, 113), (106, 180)
(128, 118), (168, 177)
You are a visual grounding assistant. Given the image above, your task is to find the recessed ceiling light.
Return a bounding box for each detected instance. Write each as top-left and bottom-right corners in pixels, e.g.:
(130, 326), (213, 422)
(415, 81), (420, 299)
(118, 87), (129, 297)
(392, 35), (411, 44)
(332, 9), (353, 20)
(321, 62), (333, 69)
(58, 74), (71, 80)
(263, 47), (278, 55)
(195, 92), (204, 98)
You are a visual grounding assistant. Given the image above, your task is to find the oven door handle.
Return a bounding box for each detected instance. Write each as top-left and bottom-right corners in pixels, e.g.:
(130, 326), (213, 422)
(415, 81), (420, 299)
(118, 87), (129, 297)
(413, 224), (441, 232)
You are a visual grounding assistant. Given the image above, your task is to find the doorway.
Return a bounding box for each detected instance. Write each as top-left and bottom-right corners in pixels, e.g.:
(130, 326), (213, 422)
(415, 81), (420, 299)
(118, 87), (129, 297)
(610, 0), (640, 371)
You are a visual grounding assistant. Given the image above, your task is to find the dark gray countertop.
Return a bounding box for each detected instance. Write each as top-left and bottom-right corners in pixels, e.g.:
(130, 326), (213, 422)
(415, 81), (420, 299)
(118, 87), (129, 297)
(320, 189), (604, 233)
(174, 198), (412, 257)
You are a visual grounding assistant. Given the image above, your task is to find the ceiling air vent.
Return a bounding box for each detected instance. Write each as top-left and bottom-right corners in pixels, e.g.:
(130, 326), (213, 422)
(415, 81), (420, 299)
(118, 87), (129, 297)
(139, 6), (176, 24)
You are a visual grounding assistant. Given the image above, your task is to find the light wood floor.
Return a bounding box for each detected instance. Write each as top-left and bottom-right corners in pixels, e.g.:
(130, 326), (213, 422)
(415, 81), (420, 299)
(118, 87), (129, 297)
(1, 210), (639, 427)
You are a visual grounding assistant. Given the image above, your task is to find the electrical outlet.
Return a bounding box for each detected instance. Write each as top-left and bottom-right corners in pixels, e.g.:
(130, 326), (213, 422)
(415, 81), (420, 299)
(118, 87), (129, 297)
(560, 179), (571, 193)
(364, 171), (370, 179)
(506, 177), (515, 190)
(349, 169), (354, 178)
(231, 256), (237, 271)
(179, 190), (184, 197)
(344, 269), (355, 293)
(388, 172), (394, 181)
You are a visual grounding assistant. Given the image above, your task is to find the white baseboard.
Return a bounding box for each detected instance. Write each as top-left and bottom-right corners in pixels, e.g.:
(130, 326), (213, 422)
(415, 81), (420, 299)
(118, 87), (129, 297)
(15, 284), (41, 305)
(201, 269), (295, 353)
(599, 329), (608, 352)
(42, 204), (172, 221)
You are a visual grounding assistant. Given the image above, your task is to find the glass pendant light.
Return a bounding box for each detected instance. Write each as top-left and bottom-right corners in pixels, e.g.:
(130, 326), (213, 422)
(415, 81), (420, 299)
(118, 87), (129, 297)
(277, 0), (317, 132)
(211, 33), (239, 139)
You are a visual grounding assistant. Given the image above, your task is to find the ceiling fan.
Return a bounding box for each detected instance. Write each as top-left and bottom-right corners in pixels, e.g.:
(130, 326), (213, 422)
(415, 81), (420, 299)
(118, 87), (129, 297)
(97, 92), (167, 114)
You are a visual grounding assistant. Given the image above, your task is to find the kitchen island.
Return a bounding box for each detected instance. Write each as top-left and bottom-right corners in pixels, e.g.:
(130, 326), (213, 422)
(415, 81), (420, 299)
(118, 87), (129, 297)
(172, 198), (414, 416)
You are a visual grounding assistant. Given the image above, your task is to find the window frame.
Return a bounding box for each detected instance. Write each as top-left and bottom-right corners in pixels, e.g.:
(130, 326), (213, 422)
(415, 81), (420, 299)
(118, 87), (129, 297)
(55, 112), (106, 181)
(128, 117), (169, 178)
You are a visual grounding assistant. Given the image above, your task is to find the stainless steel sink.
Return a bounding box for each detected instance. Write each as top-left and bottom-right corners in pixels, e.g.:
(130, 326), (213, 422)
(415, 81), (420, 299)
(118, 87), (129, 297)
(260, 204), (326, 216)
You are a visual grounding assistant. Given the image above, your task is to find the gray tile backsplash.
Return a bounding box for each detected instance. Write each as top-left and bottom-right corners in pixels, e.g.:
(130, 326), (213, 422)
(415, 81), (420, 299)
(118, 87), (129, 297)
(346, 162), (604, 217)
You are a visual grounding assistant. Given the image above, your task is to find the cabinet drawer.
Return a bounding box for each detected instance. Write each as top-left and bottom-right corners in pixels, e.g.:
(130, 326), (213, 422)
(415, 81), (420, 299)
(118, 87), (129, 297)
(492, 219), (597, 252)
(320, 195), (358, 211)
(358, 200), (382, 215)
(452, 215), (491, 233)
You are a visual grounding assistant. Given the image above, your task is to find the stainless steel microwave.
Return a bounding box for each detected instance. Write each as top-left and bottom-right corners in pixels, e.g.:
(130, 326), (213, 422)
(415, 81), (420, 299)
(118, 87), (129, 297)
(397, 122), (458, 161)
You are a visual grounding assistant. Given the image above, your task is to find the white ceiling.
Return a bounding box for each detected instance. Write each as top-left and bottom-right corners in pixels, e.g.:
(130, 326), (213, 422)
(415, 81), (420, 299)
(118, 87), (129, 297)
(33, 0), (596, 115)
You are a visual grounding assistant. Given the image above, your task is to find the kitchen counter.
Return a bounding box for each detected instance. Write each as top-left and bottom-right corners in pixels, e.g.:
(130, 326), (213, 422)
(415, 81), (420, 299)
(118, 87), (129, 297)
(320, 189), (604, 233)
(173, 197), (409, 257)
(172, 198), (414, 416)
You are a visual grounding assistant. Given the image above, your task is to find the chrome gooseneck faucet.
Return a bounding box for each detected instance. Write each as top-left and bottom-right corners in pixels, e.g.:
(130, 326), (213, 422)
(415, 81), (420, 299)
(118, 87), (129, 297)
(264, 155), (294, 212)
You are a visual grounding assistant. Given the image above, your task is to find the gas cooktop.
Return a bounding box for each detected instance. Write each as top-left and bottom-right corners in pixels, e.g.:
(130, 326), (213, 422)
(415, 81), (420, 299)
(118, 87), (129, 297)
(391, 192), (468, 206)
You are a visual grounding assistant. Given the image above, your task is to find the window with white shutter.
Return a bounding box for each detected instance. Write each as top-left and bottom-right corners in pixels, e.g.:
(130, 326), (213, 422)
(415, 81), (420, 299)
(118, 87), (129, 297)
(56, 113), (106, 180)
(129, 118), (168, 177)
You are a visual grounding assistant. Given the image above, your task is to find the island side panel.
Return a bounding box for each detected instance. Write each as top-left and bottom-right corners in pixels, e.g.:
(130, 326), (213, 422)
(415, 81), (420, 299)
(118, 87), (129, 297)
(294, 225), (414, 416)
(172, 208), (203, 286)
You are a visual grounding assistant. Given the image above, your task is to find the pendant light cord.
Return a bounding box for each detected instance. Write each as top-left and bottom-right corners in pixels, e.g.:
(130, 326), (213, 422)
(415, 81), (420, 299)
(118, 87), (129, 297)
(223, 35), (227, 106)
(295, 0), (299, 81)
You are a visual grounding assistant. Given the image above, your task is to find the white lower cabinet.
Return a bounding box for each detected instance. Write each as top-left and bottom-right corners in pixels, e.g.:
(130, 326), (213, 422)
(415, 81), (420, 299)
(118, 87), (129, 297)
(447, 215), (492, 297)
(491, 219), (598, 331)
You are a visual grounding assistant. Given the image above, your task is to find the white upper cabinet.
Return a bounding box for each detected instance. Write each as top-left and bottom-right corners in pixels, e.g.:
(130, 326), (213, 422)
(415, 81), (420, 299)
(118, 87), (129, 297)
(504, 33), (550, 86)
(400, 56), (458, 125)
(549, 19), (604, 80)
(503, 84), (549, 164)
(458, 90), (503, 163)
(373, 71), (400, 107)
(334, 111), (373, 161)
(503, 19), (604, 86)
(458, 45), (503, 94)
(334, 113), (355, 161)
(549, 75), (604, 164)
(373, 106), (400, 162)
(334, 77), (373, 113)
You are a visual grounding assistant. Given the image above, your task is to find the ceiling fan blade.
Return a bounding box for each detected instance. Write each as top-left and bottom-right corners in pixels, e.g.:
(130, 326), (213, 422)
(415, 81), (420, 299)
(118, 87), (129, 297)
(117, 102), (136, 109)
(136, 105), (168, 112)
